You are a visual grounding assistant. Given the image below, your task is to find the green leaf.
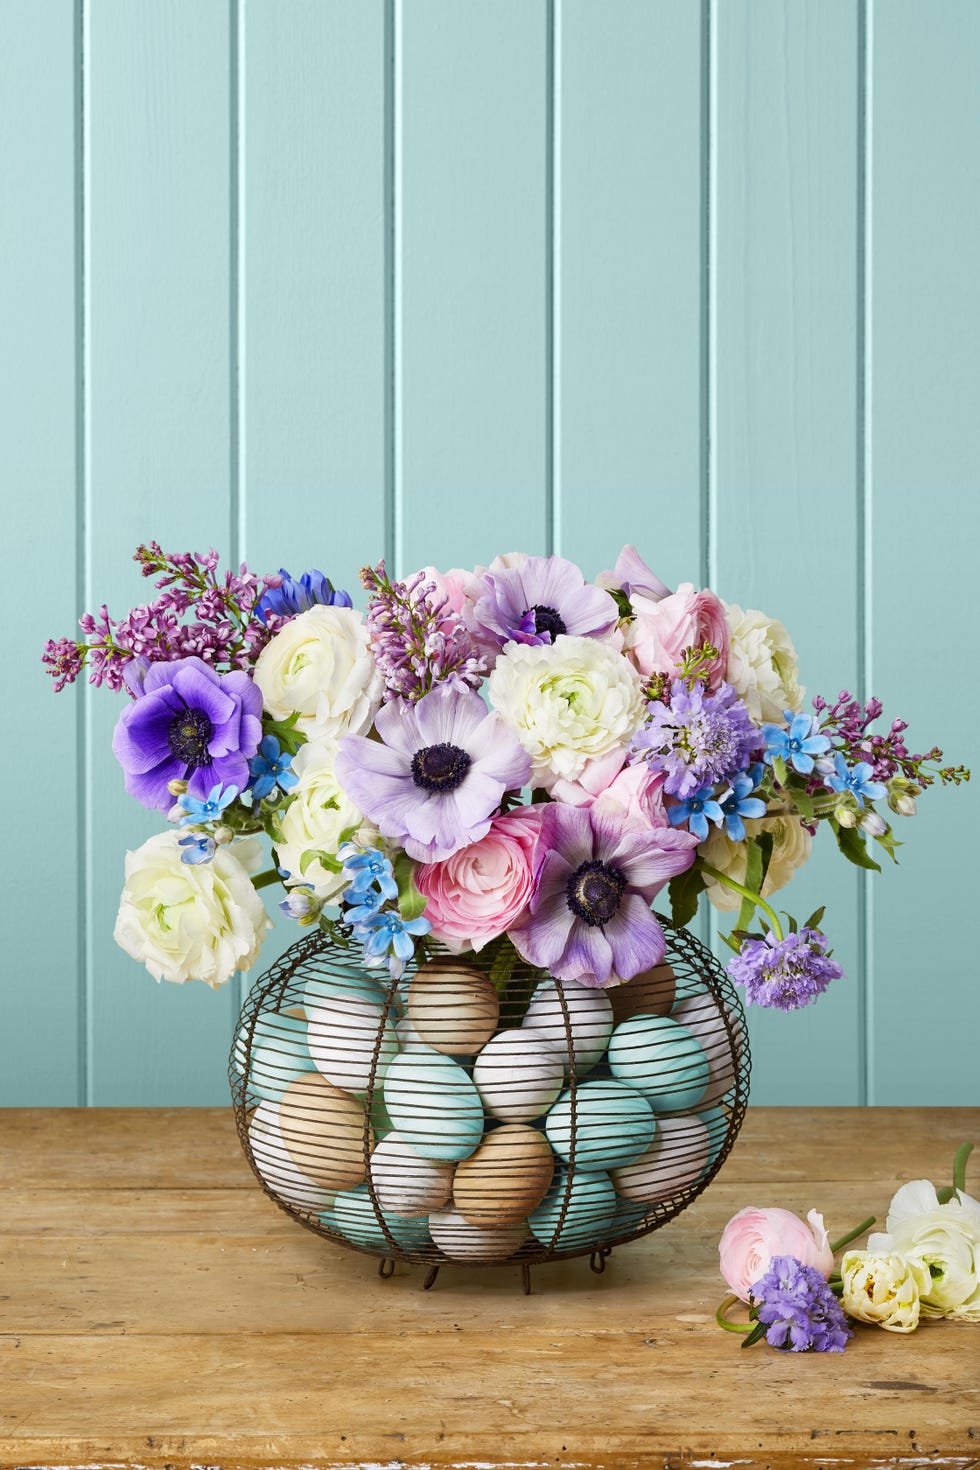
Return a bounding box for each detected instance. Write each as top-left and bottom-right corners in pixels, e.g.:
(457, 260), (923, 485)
(756, 829), (774, 886)
(488, 934), (519, 991)
(608, 586), (633, 620)
(832, 822), (881, 873)
(300, 847), (342, 876)
(772, 755), (789, 788)
(262, 711), (308, 756)
(803, 905), (826, 932)
(392, 851), (427, 922)
(719, 930), (743, 954)
(789, 786), (814, 821)
(873, 825), (902, 865)
(669, 865), (706, 928)
(736, 838), (765, 930)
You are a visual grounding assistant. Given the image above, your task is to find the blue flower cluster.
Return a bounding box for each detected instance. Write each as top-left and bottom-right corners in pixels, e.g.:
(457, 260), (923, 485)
(339, 845), (431, 980)
(255, 568), (353, 625)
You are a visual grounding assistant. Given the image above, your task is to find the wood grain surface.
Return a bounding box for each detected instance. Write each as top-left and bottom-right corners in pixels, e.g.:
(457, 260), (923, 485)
(0, 1106), (977, 1469)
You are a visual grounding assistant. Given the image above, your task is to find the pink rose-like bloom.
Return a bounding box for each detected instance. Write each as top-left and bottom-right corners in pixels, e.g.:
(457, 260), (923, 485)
(626, 582), (730, 688)
(719, 1206), (835, 1304)
(550, 753), (669, 829)
(414, 807), (544, 952)
(418, 566), (477, 620)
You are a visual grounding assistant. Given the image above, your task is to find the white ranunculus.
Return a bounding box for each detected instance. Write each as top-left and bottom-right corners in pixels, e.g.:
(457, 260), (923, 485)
(114, 832), (271, 988)
(867, 1181), (980, 1321)
(840, 1250), (931, 1333)
(725, 603), (804, 725)
(274, 739), (376, 900)
(488, 634), (644, 787)
(253, 604), (382, 741)
(700, 815), (812, 913)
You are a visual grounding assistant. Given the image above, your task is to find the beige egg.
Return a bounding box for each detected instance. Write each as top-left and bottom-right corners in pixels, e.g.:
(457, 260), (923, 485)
(429, 1205), (529, 1261)
(609, 963), (676, 1023)
(611, 1112), (711, 1203)
(453, 1124), (555, 1227)
(407, 960), (500, 1056)
(369, 1130), (455, 1219)
(247, 1100), (337, 1213)
(277, 1071), (372, 1191)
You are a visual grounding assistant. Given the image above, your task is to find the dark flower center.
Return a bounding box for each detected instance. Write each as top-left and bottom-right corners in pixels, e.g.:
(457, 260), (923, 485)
(566, 859), (627, 927)
(525, 603), (567, 641)
(168, 708), (214, 768)
(411, 742), (472, 794)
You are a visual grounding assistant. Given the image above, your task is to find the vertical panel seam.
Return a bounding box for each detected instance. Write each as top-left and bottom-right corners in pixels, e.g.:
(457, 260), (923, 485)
(546, 0), (557, 557)
(857, 0), (874, 1107)
(701, 0), (717, 595)
(75, 0), (91, 1107)
(387, 0), (401, 578)
(230, 0), (245, 1020)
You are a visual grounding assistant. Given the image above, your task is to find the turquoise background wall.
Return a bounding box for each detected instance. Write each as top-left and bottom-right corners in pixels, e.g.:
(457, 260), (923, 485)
(3, 0), (977, 1108)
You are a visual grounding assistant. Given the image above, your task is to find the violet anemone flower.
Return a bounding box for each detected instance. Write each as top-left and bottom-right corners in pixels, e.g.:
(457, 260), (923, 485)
(334, 683), (531, 863)
(508, 800), (699, 986)
(111, 656), (263, 812)
(466, 554), (619, 653)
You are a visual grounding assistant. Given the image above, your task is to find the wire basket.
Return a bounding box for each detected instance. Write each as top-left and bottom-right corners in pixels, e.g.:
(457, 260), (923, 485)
(230, 919), (750, 1290)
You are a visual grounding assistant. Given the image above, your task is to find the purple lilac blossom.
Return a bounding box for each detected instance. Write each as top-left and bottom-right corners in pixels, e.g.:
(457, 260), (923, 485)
(334, 683), (530, 863)
(508, 799), (698, 986)
(362, 561), (485, 702)
(466, 554), (619, 653)
(111, 656), (263, 812)
(728, 928), (843, 1011)
(631, 680), (760, 799)
(254, 568), (352, 624)
(751, 1255), (852, 1352)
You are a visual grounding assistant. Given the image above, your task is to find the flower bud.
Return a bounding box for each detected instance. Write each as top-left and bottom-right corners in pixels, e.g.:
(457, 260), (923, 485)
(840, 1250), (930, 1333)
(859, 810), (887, 837)
(835, 804), (858, 829)
(213, 824), (235, 846)
(167, 778), (189, 797)
(887, 777), (920, 817)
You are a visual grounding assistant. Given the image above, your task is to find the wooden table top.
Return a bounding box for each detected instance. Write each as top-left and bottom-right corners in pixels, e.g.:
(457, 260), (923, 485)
(1, 1106), (977, 1469)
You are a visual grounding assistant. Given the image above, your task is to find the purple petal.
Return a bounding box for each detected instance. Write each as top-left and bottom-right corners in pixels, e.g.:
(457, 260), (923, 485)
(112, 690), (180, 775)
(412, 683), (487, 746)
(603, 895), (666, 980)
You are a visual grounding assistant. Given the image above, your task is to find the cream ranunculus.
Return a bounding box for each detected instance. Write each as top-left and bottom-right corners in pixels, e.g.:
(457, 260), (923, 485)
(867, 1180), (980, 1321)
(488, 634), (644, 787)
(725, 603), (804, 725)
(700, 815), (812, 912)
(273, 739), (376, 901)
(114, 832), (271, 988)
(840, 1250), (931, 1333)
(253, 604), (382, 741)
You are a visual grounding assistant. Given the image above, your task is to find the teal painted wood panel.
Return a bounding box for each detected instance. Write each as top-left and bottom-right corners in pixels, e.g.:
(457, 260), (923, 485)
(397, 0), (549, 574)
(1, 1), (80, 1103)
(868, 0), (980, 1104)
(85, 0), (237, 1103)
(713, 0), (863, 1104)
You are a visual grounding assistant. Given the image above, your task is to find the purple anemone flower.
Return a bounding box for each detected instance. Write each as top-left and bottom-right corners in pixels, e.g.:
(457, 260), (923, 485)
(111, 656), (263, 812)
(466, 554), (619, 653)
(508, 801), (699, 986)
(335, 683), (531, 863)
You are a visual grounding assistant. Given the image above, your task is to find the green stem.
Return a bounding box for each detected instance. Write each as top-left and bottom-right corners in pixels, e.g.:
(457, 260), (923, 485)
(699, 862), (785, 940)
(829, 1215), (876, 1254)
(953, 1140), (974, 1196)
(716, 1294), (754, 1334)
(252, 868), (282, 891)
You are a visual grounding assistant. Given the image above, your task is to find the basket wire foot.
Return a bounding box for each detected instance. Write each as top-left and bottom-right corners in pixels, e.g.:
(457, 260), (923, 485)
(422, 1265), (440, 1290)
(378, 1257), (395, 1280)
(521, 1262), (532, 1295)
(589, 1247), (612, 1275)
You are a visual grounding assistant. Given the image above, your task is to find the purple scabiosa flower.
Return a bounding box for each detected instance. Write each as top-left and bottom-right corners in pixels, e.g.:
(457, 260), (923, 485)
(762, 711), (831, 775)
(824, 752), (887, 808)
(508, 799), (699, 986)
(631, 680), (760, 799)
(111, 656), (263, 813)
(335, 683), (531, 863)
(466, 554), (619, 653)
(728, 928), (844, 1011)
(751, 1255), (852, 1352)
(254, 568), (352, 625)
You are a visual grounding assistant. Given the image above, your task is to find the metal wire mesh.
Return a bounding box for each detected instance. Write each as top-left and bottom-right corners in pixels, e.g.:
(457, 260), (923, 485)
(230, 918), (751, 1284)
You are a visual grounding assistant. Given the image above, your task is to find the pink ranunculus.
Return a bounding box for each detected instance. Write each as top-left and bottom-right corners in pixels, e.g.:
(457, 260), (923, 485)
(719, 1206), (835, 1303)
(550, 754), (669, 830)
(419, 565), (477, 620)
(414, 807), (544, 953)
(625, 582), (730, 687)
(596, 544), (672, 603)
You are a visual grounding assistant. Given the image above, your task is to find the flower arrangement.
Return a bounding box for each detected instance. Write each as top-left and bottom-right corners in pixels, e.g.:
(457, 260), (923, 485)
(44, 542), (968, 1002)
(716, 1141), (978, 1349)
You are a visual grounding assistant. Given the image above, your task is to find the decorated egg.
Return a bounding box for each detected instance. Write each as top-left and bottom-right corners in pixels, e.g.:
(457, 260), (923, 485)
(407, 961), (500, 1056)
(695, 1104), (730, 1171)
(326, 1185), (432, 1251)
(429, 1205), (529, 1261)
(453, 1124), (555, 1227)
(247, 1100), (337, 1213)
(607, 1014), (709, 1112)
(609, 963), (676, 1024)
(521, 979), (613, 1073)
(605, 1194), (651, 1237)
(233, 1009), (308, 1078)
(369, 1130), (454, 1218)
(610, 1111), (711, 1202)
(670, 995), (739, 1108)
(545, 1080), (656, 1171)
(472, 1028), (565, 1122)
(277, 1071), (372, 1190)
(528, 1168), (617, 1249)
(307, 994), (399, 1093)
(383, 1050), (484, 1161)
(247, 1015), (313, 1101)
(395, 1015), (429, 1053)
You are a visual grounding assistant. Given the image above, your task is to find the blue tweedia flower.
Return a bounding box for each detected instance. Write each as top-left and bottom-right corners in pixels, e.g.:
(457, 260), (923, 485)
(255, 568), (353, 625)
(339, 845), (399, 901)
(631, 680), (761, 799)
(720, 766), (768, 842)
(824, 752), (887, 808)
(177, 781), (239, 827)
(344, 885), (386, 926)
(668, 785), (725, 842)
(751, 1255), (852, 1353)
(248, 735), (298, 801)
(728, 928), (844, 1011)
(178, 833), (216, 865)
(356, 910), (432, 980)
(762, 711), (831, 776)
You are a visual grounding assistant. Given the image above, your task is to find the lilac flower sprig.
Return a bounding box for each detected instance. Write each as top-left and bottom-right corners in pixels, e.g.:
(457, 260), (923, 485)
(360, 560), (485, 704)
(813, 690), (970, 791)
